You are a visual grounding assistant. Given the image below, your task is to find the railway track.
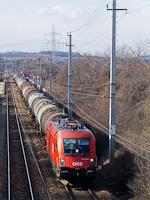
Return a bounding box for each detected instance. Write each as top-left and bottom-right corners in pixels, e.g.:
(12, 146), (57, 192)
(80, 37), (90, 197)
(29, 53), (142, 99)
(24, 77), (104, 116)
(6, 77), (55, 200)
(6, 80), (34, 199)
(62, 180), (99, 200)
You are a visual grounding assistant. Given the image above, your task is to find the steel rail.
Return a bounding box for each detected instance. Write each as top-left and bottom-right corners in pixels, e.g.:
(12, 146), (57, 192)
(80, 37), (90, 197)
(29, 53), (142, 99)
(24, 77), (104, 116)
(10, 81), (35, 200)
(65, 184), (75, 200)
(63, 181), (98, 200)
(6, 81), (10, 200)
(88, 189), (99, 200)
(18, 117), (52, 200)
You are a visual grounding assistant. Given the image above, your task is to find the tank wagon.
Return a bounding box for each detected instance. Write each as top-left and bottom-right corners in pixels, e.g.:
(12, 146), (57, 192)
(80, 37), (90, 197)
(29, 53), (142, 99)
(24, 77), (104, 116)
(14, 74), (97, 179)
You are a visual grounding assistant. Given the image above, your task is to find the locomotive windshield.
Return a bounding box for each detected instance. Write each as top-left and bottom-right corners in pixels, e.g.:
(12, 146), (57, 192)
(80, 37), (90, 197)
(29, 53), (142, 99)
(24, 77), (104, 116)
(64, 138), (90, 156)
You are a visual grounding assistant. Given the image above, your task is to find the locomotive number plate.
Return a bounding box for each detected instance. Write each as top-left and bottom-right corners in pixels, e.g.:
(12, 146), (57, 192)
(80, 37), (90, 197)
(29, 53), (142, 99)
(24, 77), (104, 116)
(72, 162), (83, 166)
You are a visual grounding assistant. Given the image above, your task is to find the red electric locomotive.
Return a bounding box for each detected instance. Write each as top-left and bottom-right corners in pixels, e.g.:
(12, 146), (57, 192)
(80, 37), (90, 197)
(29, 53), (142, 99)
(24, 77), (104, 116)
(46, 117), (97, 179)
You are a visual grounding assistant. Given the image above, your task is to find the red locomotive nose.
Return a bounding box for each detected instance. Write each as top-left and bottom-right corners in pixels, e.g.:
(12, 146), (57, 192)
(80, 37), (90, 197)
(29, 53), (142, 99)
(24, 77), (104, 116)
(46, 119), (97, 179)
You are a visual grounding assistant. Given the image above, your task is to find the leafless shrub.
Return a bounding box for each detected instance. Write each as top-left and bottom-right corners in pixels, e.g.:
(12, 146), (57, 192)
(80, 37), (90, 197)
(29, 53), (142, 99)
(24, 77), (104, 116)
(128, 156), (150, 200)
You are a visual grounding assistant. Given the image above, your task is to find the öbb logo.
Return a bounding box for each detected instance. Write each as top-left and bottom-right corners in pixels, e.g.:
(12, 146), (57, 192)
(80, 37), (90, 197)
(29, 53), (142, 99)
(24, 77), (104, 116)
(72, 162), (83, 166)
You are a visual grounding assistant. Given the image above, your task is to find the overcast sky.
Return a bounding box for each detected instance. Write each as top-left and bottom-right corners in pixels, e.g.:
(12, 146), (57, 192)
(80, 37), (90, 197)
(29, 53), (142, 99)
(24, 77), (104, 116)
(0, 0), (150, 54)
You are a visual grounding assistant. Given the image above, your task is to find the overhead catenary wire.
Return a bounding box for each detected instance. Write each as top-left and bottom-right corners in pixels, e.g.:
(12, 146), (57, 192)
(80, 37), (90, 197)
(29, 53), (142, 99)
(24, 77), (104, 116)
(75, 9), (127, 49)
(53, 96), (109, 101)
(64, 91), (109, 131)
(72, 0), (110, 33)
(51, 89), (110, 97)
(53, 80), (110, 89)
(50, 84), (110, 98)
(113, 136), (150, 162)
(72, 40), (111, 48)
(72, 90), (110, 95)
(71, 99), (150, 154)
(72, 83), (110, 90)
(75, 111), (150, 162)
(52, 78), (146, 98)
(52, 92), (150, 162)
(51, 85), (110, 97)
(115, 133), (150, 154)
(63, 90), (150, 153)
(74, 102), (150, 162)
(52, 91), (109, 132)
(72, 107), (150, 162)
(74, 0), (110, 39)
(0, 1), (149, 52)
(128, 4), (150, 14)
(75, 27), (111, 49)
(72, 102), (150, 157)
(65, 2), (150, 52)
(71, 91), (109, 98)
(74, 2), (150, 50)
(73, 103), (150, 153)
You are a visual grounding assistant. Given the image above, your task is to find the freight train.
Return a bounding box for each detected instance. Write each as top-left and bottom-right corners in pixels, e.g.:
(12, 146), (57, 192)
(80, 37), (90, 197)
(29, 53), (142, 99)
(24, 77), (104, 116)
(14, 74), (97, 179)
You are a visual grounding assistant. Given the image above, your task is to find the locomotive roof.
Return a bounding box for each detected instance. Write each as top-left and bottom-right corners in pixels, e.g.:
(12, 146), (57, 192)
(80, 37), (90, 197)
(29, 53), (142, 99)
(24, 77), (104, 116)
(33, 76), (46, 79)
(51, 117), (89, 132)
(21, 71), (30, 74)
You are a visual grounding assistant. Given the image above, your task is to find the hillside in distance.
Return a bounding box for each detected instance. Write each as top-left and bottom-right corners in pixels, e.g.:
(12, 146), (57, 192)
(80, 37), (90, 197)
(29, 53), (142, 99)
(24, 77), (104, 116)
(0, 51), (80, 64)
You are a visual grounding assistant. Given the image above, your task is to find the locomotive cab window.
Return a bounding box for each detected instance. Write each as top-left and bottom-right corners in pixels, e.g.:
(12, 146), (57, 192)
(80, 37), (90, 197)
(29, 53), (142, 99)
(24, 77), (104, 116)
(64, 138), (90, 156)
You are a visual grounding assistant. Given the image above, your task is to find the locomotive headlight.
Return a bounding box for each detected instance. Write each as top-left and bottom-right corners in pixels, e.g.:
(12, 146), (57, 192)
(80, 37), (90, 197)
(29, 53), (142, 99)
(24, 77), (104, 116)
(60, 159), (65, 166)
(90, 158), (94, 165)
(75, 149), (79, 153)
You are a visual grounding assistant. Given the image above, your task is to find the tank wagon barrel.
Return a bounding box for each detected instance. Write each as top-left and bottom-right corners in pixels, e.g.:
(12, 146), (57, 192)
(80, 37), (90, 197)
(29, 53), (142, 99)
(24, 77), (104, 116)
(33, 99), (53, 118)
(32, 97), (47, 116)
(14, 74), (97, 179)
